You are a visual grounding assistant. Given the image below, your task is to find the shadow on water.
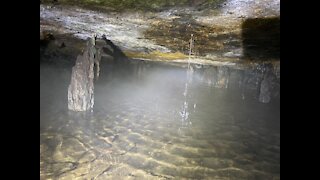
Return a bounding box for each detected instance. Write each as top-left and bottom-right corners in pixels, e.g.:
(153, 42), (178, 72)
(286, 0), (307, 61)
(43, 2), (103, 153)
(242, 17), (280, 60)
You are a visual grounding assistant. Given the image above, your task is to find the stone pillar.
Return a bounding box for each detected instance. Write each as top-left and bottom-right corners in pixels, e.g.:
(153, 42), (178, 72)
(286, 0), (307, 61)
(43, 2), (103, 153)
(216, 66), (230, 88)
(67, 35), (101, 111)
(258, 64), (276, 103)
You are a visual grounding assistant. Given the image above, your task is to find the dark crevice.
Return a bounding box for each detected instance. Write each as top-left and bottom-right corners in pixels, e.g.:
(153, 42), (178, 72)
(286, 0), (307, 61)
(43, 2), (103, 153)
(242, 17), (280, 60)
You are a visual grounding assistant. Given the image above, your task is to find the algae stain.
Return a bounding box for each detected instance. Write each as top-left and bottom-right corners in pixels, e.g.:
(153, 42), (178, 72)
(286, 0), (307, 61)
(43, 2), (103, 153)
(144, 19), (241, 56)
(124, 50), (188, 60)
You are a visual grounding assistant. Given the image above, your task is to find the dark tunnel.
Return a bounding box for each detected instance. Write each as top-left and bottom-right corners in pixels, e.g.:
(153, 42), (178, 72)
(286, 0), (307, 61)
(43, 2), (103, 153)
(242, 17), (280, 60)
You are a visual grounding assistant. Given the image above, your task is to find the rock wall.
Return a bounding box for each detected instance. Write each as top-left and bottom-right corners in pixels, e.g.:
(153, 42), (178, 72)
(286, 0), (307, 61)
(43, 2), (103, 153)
(198, 62), (279, 103)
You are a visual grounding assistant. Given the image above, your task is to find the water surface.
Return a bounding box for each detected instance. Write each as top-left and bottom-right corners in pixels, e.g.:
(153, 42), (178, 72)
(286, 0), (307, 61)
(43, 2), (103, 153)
(40, 61), (280, 179)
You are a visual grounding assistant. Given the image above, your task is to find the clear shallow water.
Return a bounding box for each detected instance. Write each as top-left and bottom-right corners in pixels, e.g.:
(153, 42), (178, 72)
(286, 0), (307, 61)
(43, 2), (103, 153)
(40, 61), (280, 180)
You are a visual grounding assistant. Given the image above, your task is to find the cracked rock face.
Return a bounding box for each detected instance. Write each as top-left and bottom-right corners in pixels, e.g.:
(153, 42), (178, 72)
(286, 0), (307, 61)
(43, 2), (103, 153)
(40, 5), (170, 53)
(67, 37), (99, 111)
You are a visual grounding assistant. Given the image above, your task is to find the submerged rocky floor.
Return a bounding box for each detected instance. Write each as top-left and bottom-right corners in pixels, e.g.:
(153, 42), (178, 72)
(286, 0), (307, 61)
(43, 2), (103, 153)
(41, 61), (280, 179)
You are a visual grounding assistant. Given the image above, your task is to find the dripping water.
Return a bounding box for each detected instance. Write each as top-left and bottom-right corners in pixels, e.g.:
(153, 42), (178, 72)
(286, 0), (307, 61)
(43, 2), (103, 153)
(179, 34), (196, 134)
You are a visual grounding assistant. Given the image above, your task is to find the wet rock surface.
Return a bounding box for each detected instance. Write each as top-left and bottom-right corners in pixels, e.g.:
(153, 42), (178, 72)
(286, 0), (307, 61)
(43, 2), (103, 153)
(144, 16), (241, 57)
(67, 36), (99, 111)
(196, 62), (279, 103)
(40, 0), (280, 62)
(258, 64), (278, 103)
(40, 4), (169, 53)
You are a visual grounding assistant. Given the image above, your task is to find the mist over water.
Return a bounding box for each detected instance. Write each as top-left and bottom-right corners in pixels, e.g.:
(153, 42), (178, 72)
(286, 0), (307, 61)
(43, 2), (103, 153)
(40, 61), (280, 179)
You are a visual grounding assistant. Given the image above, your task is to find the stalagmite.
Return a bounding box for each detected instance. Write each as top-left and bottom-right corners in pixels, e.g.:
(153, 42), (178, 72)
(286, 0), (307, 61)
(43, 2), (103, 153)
(67, 34), (101, 111)
(258, 63), (276, 103)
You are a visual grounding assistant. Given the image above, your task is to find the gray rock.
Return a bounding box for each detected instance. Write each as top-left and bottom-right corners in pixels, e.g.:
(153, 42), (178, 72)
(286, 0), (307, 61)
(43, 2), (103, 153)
(259, 77), (271, 103)
(223, 52), (235, 57)
(200, 65), (230, 88)
(67, 36), (101, 111)
(216, 66), (230, 88)
(258, 65), (276, 103)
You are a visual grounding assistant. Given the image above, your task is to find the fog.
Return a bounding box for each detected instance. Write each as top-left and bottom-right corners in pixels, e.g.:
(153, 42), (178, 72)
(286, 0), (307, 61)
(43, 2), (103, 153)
(40, 59), (279, 179)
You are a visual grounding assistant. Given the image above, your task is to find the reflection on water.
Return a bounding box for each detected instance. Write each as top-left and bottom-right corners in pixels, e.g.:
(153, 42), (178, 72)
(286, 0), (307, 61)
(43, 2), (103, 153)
(40, 61), (280, 180)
